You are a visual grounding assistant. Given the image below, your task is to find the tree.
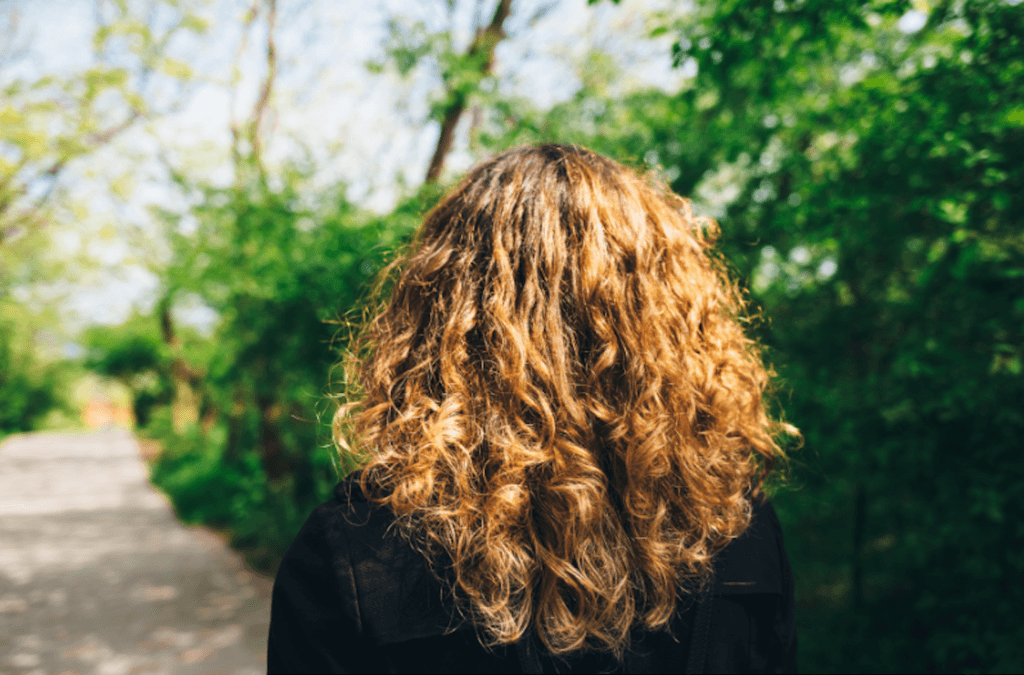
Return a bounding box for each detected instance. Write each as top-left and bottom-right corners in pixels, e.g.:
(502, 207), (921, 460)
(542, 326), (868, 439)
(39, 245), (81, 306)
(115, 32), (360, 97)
(653, 1), (1023, 670)
(82, 316), (173, 428)
(0, 0), (205, 439)
(366, 0), (535, 184)
(0, 0), (206, 251)
(424, 0), (513, 183)
(511, 0), (1023, 669)
(123, 0), (432, 568)
(0, 300), (65, 437)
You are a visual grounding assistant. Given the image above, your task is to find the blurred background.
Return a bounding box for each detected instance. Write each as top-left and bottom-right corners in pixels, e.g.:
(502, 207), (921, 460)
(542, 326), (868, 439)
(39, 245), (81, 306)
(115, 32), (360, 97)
(1, 0), (1022, 671)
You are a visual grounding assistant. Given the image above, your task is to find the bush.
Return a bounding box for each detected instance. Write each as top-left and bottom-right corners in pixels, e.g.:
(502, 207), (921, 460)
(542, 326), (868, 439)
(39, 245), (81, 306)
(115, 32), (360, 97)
(97, 180), (439, 572)
(0, 314), (66, 439)
(146, 413), (326, 571)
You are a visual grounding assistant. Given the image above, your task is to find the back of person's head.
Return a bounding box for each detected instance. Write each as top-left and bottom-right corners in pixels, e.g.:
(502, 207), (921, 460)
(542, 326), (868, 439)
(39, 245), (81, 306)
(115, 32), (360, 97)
(335, 143), (794, 657)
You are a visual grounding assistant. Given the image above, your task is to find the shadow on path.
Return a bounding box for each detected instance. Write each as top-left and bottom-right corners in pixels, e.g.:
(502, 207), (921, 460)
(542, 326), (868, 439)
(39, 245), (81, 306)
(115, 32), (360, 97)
(0, 429), (271, 675)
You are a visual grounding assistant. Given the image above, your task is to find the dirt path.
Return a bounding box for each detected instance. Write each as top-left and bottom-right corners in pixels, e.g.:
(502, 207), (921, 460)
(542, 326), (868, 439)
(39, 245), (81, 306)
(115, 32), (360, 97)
(0, 429), (272, 675)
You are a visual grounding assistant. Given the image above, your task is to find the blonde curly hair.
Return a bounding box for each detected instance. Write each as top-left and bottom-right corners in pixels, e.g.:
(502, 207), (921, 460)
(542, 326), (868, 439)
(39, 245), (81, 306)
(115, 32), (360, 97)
(334, 144), (795, 657)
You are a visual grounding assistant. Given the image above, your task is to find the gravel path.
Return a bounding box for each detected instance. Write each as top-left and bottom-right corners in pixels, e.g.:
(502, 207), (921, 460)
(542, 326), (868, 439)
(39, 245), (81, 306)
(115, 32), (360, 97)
(0, 429), (272, 675)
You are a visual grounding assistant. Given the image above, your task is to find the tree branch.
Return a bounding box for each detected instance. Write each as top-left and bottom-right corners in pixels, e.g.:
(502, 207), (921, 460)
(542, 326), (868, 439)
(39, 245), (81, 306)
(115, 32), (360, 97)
(250, 0), (277, 181)
(424, 0), (512, 184)
(0, 107), (146, 242)
(231, 0), (277, 187)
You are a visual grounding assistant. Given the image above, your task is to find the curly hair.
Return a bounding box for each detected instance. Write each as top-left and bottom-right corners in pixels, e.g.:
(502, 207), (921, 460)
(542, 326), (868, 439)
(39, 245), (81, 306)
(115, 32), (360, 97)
(334, 143), (795, 658)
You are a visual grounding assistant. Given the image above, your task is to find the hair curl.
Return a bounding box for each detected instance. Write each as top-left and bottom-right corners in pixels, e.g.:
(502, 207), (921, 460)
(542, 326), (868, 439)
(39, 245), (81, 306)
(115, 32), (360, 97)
(334, 144), (795, 658)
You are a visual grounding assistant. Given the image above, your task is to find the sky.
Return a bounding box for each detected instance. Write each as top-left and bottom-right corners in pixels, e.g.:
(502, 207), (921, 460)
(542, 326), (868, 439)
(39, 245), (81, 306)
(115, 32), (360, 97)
(7, 0), (691, 334)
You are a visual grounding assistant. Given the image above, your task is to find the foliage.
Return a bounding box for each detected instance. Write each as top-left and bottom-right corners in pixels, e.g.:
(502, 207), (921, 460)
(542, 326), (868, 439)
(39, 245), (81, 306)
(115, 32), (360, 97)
(134, 169), (430, 569)
(368, 18), (492, 120)
(673, 3), (1024, 671)
(81, 317), (175, 428)
(66, 0), (1022, 670)
(0, 1), (207, 442)
(480, 0), (1024, 671)
(147, 416), (311, 572)
(0, 301), (66, 439)
(0, 0), (206, 247)
(366, 4), (511, 124)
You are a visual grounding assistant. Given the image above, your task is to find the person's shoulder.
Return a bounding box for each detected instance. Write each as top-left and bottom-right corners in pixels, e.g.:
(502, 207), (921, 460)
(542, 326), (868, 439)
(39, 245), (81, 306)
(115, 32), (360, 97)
(290, 469), (420, 585)
(714, 495), (787, 595)
(269, 472), (432, 671)
(319, 469), (391, 533)
(282, 470), (392, 565)
(298, 470), (456, 645)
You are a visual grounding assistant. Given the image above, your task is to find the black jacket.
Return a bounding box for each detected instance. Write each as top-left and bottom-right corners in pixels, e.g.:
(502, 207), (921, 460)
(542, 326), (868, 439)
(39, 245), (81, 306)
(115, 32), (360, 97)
(267, 474), (797, 673)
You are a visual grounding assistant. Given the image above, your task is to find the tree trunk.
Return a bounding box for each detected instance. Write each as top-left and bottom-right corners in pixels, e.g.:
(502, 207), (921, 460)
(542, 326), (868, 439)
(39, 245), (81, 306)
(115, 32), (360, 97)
(424, 0), (513, 184)
(257, 393), (288, 480)
(230, 0), (277, 187)
(159, 299), (201, 432)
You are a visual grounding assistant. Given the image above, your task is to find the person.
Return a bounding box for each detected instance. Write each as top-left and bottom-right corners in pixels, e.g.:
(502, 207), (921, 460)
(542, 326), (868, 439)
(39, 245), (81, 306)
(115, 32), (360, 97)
(267, 143), (799, 674)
